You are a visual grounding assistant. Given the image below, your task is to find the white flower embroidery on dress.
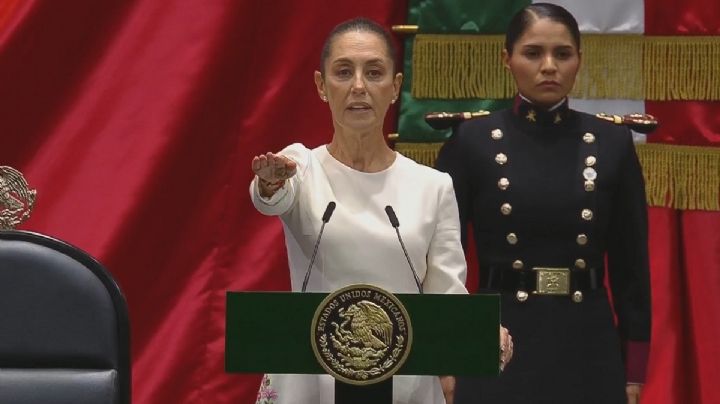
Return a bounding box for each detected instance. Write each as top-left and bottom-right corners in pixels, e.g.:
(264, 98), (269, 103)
(255, 374), (278, 404)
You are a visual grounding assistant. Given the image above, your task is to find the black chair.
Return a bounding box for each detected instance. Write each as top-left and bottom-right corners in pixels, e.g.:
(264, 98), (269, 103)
(0, 230), (130, 404)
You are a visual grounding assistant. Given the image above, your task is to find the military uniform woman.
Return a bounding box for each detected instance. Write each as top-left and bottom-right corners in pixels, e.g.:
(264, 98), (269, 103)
(437, 4), (651, 404)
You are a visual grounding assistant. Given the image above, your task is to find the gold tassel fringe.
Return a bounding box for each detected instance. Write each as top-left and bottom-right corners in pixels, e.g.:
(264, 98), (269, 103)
(572, 35), (644, 99)
(395, 142), (445, 167)
(413, 35), (510, 99)
(395, 142), (720, 211)
(412, 34), (720, 101)
(637, 143), (720, 211)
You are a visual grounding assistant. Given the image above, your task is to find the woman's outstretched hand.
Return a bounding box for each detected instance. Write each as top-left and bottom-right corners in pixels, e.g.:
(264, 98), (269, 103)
(252, 152), (297, 197)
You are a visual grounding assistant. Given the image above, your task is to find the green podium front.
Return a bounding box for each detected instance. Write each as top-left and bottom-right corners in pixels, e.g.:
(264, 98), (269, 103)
(226, 291), (499, 403)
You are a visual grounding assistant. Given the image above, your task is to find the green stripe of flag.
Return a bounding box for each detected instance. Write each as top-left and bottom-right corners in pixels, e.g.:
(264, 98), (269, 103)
(398, 0), (529, 142)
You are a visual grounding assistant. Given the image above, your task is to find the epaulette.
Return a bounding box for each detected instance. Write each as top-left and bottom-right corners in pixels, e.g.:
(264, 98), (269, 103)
(424, 110), (490, 130)
(595, 113), (658, 134)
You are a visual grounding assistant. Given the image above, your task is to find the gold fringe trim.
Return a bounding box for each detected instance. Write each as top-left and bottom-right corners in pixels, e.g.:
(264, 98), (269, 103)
(412, 34), (720, 101)
(395, 142), (445, 167)
(636, 143), (720, 211)
(572, 35), (643, 99)
(395, 142), (720, 211)
(644, 36), (720, 100)
(412, 35), (511, 99)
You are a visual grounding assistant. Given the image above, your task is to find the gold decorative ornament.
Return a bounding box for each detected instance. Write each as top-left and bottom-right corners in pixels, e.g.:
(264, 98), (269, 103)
(0, 166), (37, 230)
(533, 267), (571, 295)
(500, 203), (512, 216)
(311, 284), (413, 386)
(584, 180), (596, 192)
(423, 110), (490, 130)
(572, 291), (584, 303)
(576, 234), (589, 246)
(495, 153), (508, 165)
(575, 259), (587, 270)
(491, 129), (503, 140)
(516, 290), (529, 302)
(583, 132), (596, 143)
(506, 233), (518, 245)
(595, 112), (658, 133)
(585, 156), (597, 167)
(583, 167), (598, 181)
(498, 177), (510, 190)
(581, 209), (594, 221)
(512, 260), (524, 270)
(391, 25), (419, 34)
(525, 110), (537, 122)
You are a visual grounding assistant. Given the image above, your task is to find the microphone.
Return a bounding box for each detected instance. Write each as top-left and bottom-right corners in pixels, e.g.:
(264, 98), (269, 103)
(384, 205), (423, 294)
(301, 202), (336, 292)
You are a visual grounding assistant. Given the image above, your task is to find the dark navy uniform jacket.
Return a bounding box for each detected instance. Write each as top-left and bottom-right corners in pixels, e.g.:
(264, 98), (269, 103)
(437, 98), (651, 403)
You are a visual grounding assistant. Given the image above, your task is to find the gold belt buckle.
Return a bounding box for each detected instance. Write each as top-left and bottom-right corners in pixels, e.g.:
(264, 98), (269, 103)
(533, 267), (570, 295)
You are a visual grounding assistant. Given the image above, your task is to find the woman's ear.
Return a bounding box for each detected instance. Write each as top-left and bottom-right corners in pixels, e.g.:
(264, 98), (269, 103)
(502, 49), (511, 70)
(393, 72), (403, 100)
(577, 48), (583, 70)
(314, 70), (327, 101)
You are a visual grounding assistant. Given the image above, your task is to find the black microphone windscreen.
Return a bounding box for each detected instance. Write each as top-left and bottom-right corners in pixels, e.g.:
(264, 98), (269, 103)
(322, 201), (336, 222)
(385, 205), (400, 228)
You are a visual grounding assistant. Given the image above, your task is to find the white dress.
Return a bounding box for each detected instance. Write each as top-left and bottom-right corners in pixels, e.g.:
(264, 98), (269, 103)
(250, 143), (468, 404)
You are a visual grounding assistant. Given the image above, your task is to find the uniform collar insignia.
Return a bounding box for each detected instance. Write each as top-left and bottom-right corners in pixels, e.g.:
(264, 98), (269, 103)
(513, 95), (570, 126)
(526, 110), (537, 122)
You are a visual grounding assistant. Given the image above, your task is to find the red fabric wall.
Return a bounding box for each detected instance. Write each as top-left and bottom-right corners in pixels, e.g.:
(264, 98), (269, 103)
(0, 1), (406, 402)
(1, 1), (718, 403)
(643, 4), (720, 403)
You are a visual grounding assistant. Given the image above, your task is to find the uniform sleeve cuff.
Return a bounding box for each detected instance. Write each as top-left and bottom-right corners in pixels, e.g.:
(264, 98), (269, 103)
(625, 340), (649, 383)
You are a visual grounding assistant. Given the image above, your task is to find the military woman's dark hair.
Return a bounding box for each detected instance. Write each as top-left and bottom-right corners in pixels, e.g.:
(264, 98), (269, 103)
(319, 17), (397, 76)
(505, 3), (581, 55)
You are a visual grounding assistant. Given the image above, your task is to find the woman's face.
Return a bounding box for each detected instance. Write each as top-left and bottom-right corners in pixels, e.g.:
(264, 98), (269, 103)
(315, 31), (402, 133)
(503, 18), (581, 108)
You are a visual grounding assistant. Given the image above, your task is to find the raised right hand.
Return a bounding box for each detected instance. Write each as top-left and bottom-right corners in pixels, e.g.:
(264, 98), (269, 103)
(251, 152), (297, 183)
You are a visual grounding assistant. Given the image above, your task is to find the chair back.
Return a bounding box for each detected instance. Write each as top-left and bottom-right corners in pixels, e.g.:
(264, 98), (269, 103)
(0, 230), (130, 404)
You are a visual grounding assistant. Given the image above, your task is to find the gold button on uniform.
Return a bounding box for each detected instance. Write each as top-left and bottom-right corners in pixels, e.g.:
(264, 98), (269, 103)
(572, 291), (584, 303)
(583, 167), (597, 181)
(581, 209), (593, 221)
(584, 180), (595, 192)
(498, 177), (510, 190)
(495, 153), (508, 165)
(576, 234), (588, 245)
(501, 203), (512, 215)
(575, 259), (586, 269)
(585, 156), (597, 167)
(512, 260), (524, 270)
(507, 233), (518, 245)
(491, 129), (503, 140)
(583, 132), (595, 143)
(516, 290), (529, 302)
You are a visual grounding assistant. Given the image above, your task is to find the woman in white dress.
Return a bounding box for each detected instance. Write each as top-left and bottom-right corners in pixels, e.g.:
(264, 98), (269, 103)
(249, 18), (512, 404)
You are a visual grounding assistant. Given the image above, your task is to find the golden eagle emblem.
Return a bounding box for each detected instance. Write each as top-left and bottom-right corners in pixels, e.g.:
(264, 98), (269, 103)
(0, 166), (37, 230)
(335, 301), (393, 350)
(311, 284), (412, 385)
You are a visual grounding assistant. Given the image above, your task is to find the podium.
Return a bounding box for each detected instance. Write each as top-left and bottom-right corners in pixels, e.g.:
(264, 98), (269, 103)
(226, 289), (499, 403)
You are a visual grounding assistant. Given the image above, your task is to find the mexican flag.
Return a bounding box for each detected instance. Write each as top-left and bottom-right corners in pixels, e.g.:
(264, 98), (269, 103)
(396, 1), (720, 403)
(398, 0), (719, 212)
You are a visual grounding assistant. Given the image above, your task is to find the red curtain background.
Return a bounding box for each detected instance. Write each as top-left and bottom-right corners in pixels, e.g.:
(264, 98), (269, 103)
(0, 1), (717, 403)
